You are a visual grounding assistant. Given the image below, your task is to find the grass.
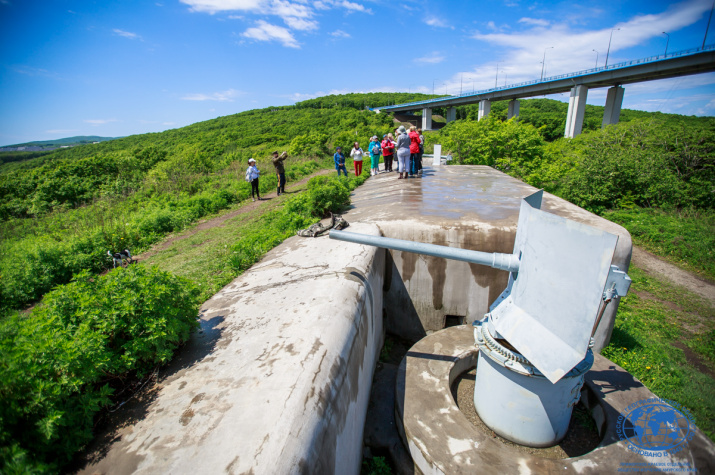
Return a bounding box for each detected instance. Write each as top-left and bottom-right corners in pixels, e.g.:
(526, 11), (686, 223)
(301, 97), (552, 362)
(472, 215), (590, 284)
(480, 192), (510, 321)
(141, 186), (306, 301)
(602, 266), (715, 440)
(602, 207), (715, 281)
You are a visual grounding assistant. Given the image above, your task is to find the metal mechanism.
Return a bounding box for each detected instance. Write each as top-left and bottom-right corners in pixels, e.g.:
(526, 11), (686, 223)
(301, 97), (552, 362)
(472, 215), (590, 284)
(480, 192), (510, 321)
(330, 190), (631, 447)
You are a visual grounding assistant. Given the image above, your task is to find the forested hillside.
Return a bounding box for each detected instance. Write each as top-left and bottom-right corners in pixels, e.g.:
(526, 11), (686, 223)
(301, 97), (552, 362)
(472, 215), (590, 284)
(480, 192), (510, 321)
(1, 92), (713, 472)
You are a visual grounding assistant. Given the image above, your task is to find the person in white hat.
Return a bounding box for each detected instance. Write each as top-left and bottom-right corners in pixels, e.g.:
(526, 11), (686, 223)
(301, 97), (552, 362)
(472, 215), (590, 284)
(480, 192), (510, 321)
(245, 158), (261, 201)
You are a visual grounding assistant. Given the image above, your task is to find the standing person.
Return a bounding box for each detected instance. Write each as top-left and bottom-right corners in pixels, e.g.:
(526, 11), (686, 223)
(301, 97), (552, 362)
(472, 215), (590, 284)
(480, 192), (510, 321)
(368, 136), (381, 175)
(408, 126), (421, 177)
(334, 146), (348, 177)
(350, 142), (364, 176)
(245, 158), (261, 201)
(381, 134), (395, 172)
(395, 125), (411, 180)
(417, 127), (425, 175)
(271, 151), (288, 195)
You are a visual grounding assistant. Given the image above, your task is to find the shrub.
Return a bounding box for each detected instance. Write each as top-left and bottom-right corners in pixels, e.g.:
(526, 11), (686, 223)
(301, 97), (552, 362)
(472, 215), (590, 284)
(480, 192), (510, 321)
(0, 265), (199, 472)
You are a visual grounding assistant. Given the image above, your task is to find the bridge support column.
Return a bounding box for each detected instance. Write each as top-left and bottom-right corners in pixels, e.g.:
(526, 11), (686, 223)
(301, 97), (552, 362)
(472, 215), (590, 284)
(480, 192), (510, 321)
(507, 99), (520, 120)
(602, 86), (624, 128)
(422, 107), (432, 130)
(564, 85), (588, 138)
(478, 100), (491, 121)
(446, 107), (457, 123)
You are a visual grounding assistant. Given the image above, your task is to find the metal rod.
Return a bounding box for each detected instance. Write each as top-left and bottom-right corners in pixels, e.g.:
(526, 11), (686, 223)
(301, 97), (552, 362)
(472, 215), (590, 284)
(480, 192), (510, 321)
(329, 230), (520, 273)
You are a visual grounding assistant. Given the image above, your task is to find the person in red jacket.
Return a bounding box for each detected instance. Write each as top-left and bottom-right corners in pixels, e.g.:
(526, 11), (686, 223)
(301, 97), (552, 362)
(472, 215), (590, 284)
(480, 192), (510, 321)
(408, 126), (421, 177)
(381, 133), (395, 172)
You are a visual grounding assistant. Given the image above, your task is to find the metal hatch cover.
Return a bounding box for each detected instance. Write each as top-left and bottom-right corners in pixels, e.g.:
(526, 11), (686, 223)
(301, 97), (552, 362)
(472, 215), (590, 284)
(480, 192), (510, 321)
(490, 192), (618, 383)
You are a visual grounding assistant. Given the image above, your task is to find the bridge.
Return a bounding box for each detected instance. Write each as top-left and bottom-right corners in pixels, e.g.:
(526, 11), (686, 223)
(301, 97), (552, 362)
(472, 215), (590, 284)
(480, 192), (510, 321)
(375, 45), (715, 138)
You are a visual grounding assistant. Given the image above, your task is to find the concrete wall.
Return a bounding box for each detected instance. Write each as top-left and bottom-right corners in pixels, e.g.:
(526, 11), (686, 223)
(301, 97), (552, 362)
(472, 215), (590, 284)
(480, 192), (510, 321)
(80, 223), (385, 475)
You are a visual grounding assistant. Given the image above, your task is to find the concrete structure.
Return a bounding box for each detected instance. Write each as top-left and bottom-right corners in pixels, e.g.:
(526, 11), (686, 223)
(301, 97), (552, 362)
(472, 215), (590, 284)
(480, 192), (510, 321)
(79, 223), (386, 475)
(507, 99), (520, 120)
(446, 106), (456, 123)
(376, 46), (715, 137)
(397, 326), (715, 474)
(83, 165), (644, 474)
(565, 85), (589, 138)
(421, 107), (432, 130)
(602, 85), (625, 128)
(478, 100), (490, 121)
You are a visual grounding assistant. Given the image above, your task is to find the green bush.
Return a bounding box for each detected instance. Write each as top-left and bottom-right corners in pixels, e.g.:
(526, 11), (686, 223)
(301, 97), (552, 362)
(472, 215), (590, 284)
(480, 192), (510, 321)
(0, 265), (199, 472)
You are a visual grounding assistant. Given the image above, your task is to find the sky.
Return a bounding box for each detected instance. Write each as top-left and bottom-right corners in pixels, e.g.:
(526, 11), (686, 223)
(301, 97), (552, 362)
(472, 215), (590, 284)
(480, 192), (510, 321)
(1, 0), (714, 145)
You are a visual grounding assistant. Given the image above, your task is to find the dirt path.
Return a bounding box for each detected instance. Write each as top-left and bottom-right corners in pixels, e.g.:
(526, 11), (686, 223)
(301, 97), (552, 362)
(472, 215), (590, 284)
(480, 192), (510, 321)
(631, 246), (715, 306)
(136, 168), (333, 260)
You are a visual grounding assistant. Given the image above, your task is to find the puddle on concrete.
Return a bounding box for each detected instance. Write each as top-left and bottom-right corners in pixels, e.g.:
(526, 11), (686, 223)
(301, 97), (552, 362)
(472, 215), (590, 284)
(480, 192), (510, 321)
(452, 368), (601, 459)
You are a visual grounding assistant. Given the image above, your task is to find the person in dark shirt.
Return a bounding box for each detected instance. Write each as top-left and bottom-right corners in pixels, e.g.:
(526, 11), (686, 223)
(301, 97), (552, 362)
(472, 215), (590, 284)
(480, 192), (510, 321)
(271, 151), (288, 195)
(334, 146), (347, 177)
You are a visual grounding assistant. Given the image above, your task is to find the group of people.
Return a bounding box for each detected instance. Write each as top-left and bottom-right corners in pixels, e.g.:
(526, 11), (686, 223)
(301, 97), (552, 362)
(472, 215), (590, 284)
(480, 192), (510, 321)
(243, 124), (425, 202)
(333, 125), (424, 179)
(244, 150), (288, 201)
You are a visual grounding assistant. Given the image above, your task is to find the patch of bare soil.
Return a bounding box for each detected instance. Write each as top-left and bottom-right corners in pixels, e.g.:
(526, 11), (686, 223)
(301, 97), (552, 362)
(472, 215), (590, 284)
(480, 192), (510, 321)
(135, 168), (332, 260)
(452, 368), (601, 459)
(631, 246), (715, 306)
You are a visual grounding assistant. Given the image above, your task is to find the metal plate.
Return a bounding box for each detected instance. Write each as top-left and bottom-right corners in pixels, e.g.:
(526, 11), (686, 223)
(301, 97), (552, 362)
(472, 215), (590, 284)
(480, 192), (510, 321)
(491, 192), (618, 383)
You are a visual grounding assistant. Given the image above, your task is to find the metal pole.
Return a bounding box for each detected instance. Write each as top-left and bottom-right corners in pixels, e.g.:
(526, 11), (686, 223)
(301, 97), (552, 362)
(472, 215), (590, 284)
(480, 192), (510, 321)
(329, 230), (521, 273)
(460, 74), (463, 94)
(540, 47), (553, 81)
(592, 49), (599, 68)
(605, 28), (619, 67)
(704, 0), (714, 49)
(495, 62), (500, 88)
(662, 32), (670, 55)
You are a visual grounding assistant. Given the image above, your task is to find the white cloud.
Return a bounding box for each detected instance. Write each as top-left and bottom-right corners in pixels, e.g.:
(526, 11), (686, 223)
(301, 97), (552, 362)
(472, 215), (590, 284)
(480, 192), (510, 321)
(113, 28), (142, 40)
(414, 52), (445, 64)
(518, 17), (549, 27)
(181, 88), (243, 101)
(284, 16), (318, 30)
(179, 0), (267, 14)
(425, 16), (452, 29)
(330, 29), (351, 38)
(84, 119), (117, 125)
(242, 20), (299, 47)
(339, 1), (371, 14)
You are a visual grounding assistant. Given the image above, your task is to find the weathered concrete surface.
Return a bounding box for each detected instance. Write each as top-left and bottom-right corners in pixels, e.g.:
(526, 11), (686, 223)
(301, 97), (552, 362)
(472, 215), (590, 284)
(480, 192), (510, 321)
(79, 223), (385, 475)
(396, 326), (715, 474)
(346, 165), (631, 351)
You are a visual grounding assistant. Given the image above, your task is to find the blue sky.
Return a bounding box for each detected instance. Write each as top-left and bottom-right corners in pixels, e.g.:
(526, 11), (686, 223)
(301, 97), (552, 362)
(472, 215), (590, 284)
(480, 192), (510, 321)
(1, 0), (714, 145)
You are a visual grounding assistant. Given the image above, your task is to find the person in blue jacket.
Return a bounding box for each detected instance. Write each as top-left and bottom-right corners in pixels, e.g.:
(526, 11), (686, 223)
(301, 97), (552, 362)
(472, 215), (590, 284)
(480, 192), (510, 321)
(368, 135), (381, 175)
(334, 146), (347, 177)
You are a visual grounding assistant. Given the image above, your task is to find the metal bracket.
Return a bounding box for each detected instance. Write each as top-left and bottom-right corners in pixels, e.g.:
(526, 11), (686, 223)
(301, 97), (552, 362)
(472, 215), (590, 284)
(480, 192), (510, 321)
(603, 265), (631, 301)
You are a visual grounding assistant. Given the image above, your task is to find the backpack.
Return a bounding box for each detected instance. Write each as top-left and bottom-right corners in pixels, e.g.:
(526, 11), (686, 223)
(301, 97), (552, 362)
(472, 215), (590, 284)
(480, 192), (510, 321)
(296, 213), (349, 237)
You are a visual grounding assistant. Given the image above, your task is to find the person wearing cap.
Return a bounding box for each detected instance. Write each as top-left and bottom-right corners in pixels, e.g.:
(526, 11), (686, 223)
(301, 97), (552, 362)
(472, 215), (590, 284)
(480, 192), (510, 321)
(368, 135), (381, 175)
(245, 158), (261, 201)
(334, 146), (347, 177)
(381, 133), (395, 172)
(350, 142), (364, 176)
(271, 150), (288, 195)
(395, 125), (411, 180)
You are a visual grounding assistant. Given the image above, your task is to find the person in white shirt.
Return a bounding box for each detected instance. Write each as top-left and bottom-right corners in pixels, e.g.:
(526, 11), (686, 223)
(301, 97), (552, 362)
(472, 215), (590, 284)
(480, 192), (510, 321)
(245, 158), (261, 201)
(350, 142), (364, 176)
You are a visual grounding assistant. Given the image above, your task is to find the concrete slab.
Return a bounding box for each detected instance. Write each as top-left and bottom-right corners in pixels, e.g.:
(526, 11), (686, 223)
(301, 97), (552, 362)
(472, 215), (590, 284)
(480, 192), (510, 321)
(396, 326), (715, 474)
(345, 165), (631, 351)
(79, 223), (385, 475)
